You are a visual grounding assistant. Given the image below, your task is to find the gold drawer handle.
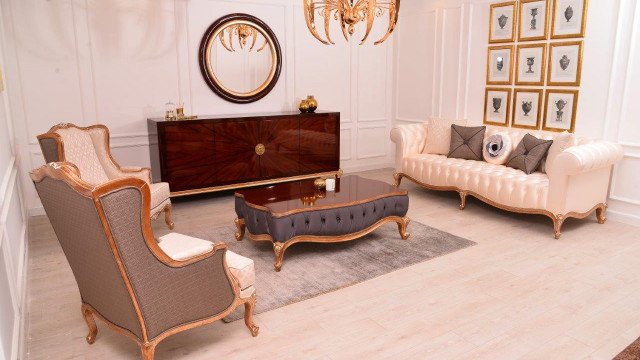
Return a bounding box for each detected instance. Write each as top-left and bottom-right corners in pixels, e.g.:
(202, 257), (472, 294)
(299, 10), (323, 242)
(255, 144), (265, 155)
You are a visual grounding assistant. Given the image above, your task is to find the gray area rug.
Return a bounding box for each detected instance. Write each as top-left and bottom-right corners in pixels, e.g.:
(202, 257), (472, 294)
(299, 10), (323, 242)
(185, 221), (475, 322)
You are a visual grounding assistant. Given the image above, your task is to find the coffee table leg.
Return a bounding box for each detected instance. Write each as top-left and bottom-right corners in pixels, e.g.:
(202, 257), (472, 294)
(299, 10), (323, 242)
(234, 218), (246, 241)
(396, 216), (411, 240)
(273, 242), (286, 272)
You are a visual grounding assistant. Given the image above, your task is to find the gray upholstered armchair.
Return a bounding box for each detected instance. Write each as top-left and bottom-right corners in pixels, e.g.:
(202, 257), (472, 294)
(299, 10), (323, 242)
(37, 123), (174, 229)
(30, 162), (258, 360)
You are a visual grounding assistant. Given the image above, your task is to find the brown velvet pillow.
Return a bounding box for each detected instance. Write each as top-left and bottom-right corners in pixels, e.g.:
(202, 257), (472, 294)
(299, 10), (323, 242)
(447, 125), (486, 160)
(506, 134), (554, 174)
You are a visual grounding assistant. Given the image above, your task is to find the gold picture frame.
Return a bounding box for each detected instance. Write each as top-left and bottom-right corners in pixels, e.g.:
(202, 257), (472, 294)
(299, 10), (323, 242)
(489, 1), (517, 44)
(512, 88), (543, 130)
(547, 41), (583, 86)
(518, 0), (550, 41)
(487, 45), (515, 85)
(484, 87), (512, 126)
(551, 0), (588, 39)
(515, 43), (547, 85)
(543, 89), (578, 133)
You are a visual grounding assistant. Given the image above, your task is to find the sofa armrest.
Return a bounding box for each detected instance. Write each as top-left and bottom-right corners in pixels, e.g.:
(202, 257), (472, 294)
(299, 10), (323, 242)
(390, 124), (427, 171)
(550, 142), (624, 176)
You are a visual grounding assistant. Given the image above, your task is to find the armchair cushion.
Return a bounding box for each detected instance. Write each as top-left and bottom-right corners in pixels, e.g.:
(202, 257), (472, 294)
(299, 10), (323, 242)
(55, 127), (109, 185)
(226, 251), (256, 299)
(149, 182), (171, 213)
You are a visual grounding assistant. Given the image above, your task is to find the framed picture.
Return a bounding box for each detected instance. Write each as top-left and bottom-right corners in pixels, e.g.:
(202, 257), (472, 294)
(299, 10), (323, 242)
(551, 0), (588, 39)
(543, 89), (578, 133)
(516, 43), (547, 85)
(548, 41), (583, 86)
(484, 88), (512, 126)
(489, 1), (517, 43)
(487, 45), (514, 85)
(519, 0), (549, 41)
(512, 89), (543, 130)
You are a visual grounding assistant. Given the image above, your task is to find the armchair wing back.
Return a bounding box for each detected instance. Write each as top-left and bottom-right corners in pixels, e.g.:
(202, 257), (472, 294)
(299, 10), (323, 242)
(37, 123), (174, 229)
(30, 163), (258, 360)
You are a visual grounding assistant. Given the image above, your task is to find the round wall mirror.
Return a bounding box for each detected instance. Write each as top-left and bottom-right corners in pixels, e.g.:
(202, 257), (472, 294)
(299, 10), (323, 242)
(199, 14), (282, 104)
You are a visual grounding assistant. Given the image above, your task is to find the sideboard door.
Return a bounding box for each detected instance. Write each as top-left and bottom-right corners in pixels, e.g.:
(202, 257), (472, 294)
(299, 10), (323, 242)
(162, 123), (216, 192)
(260, 118), (300, 179)
(214, 120), (261, 184)
(299, 116), (339, 174)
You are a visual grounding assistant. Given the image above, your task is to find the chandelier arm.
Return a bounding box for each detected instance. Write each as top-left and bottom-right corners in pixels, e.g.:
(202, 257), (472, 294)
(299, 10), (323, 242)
(229, 27), (236, 51)
(374, 0), (399, 45)
(323, 3), (335, 44)
(360, 0), (377, 45)
(256, 39), (268, 52)
(219, 30), (234, 52)
(249, 28), (258, 51)
(304, 0), (331, 45)
(338, 2), (350, 42)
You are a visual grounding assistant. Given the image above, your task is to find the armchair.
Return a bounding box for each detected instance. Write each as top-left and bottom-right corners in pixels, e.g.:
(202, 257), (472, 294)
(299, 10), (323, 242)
(30, 163), (258, 360)
(37, 123), (174, 229)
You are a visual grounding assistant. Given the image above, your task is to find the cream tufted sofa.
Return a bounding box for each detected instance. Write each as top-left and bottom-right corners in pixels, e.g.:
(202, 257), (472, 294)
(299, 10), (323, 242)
(390, 123), (624, 238)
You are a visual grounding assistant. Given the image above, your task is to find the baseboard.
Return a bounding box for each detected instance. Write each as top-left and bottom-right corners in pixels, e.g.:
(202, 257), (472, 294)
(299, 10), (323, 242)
(17, 227), (28, 360)
(342, 162), (395, 174)
(607, 209), (640, 226)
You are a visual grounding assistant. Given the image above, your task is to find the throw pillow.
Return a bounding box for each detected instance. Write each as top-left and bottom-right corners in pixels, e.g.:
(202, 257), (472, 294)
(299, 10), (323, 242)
(506, 134), (554, 174)
(483, 133), (513, 165)
(423, 118), (467, 155)
(447, 125), (486, 161)
(539, 132), (575, 173)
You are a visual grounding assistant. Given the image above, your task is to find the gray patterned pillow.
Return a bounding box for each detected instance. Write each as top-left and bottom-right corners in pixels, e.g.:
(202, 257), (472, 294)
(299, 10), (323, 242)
(506, 134), (554, 174)
(447, 125), (486, 161)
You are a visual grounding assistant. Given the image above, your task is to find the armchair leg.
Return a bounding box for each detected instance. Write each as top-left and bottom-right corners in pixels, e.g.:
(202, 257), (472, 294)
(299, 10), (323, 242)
(164, 205), (175, 230)
(81, 304), (98, 344)
(244, 294), (259, 337)
(596, 204), (608, 224)
(140, 343), (156, 360)
(234, 218), (246, 241)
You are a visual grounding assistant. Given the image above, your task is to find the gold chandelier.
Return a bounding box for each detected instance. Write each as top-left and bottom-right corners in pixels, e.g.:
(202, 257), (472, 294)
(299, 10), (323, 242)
(219, 23), (268, 52)
(303, 0), (400, 45)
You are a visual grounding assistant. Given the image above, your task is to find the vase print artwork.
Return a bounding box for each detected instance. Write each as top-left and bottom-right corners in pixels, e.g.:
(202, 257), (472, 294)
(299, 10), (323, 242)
(526, 57), (535, 73)
(493, 98), (502, 113)
(560, 55), (570, 70)
(498, 14), (509, 29)
(555, 99), (568, 122)
(497, 57), (504, 71)
(522, 101), (533, 116)
(565, 6), (574, 22)
(530, 8), (538, 30)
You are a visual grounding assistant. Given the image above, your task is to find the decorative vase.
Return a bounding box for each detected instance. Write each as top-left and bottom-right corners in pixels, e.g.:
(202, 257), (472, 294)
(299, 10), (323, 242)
(314, 177), (326, 190)
(492, 98), (502, 113)
(299, 99), (310, 113)
(522, 101), (533, 116)
(498, 14), (508, 29)
(496, 57), (504, 71)
(526, 57), (535, 73)
(560, 55), (570, 70)
(555, 99), (568, 122)
(530, 8), (538, 30)
(565, 6), (574, 22)
(306, 95), (318, 113)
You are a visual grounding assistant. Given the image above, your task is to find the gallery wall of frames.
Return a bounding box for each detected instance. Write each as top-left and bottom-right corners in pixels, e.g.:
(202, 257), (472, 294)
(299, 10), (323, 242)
(485, 0), (587, 133)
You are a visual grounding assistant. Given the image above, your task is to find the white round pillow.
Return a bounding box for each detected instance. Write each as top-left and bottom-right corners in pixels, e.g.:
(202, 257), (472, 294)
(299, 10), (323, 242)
(483, 133), (512, 165)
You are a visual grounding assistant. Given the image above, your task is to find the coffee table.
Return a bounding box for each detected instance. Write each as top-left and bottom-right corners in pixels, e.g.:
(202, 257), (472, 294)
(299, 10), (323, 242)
(234, 175), (410, 271)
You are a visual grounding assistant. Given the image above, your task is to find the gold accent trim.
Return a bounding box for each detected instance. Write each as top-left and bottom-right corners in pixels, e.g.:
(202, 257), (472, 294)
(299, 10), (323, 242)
(515, 43), (547, 86)
(170, 170), (342, 197)
(486, 45), (515, 86)
(237, 216), (411, 271)
(542, 89), (578, 133)
(394, 172), (607, 239)
(511, 88), (543, 130)
(235, 189), (409, 219)
(547, 41), (583, 87)
(255, 143), (265, 156)
(483, 87), (512, 127)
(489, 1), (517, 44)
(551, 0), (588, 39)
(204, 19), (278, 98)
(518, 0), (550, 42)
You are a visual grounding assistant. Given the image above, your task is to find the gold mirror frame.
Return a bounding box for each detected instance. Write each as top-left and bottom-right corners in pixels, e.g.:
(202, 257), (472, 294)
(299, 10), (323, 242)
(199, 14), (282, 104)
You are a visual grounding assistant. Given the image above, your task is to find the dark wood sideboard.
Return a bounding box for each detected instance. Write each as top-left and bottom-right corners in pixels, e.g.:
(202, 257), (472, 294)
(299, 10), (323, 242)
(147, 111), (340, 196)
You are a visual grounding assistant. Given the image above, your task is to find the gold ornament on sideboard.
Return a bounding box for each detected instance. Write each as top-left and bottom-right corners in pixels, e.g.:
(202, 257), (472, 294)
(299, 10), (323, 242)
(314, 177), (327, 189)
(303, 0), (400, 45)
(299, 95), (318, 113)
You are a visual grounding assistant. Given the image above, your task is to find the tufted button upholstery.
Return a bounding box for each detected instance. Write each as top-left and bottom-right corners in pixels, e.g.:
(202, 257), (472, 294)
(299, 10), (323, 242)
(236, 195), (409, 243)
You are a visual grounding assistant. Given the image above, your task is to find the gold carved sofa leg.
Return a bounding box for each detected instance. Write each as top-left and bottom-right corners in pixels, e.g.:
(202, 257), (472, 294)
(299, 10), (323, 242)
(81, 304), (98, 344)
(244, 293), (259, 337)
(596, 204), (608, 224)
(164, 204), (175, 230)
(552, 215), (565, 240)
(459, 191), (468, 210)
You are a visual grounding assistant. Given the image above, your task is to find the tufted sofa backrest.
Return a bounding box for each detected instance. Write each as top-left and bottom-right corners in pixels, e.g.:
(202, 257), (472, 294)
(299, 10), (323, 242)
(484, 125), (591, 147)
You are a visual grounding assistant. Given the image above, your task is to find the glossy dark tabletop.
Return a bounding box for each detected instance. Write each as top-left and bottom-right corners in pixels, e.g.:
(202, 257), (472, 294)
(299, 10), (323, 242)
(235, 175), (407, 216)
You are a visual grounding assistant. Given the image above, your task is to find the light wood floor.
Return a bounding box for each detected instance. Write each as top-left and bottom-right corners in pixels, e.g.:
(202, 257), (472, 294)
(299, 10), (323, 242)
(25, 168), (640, 359)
